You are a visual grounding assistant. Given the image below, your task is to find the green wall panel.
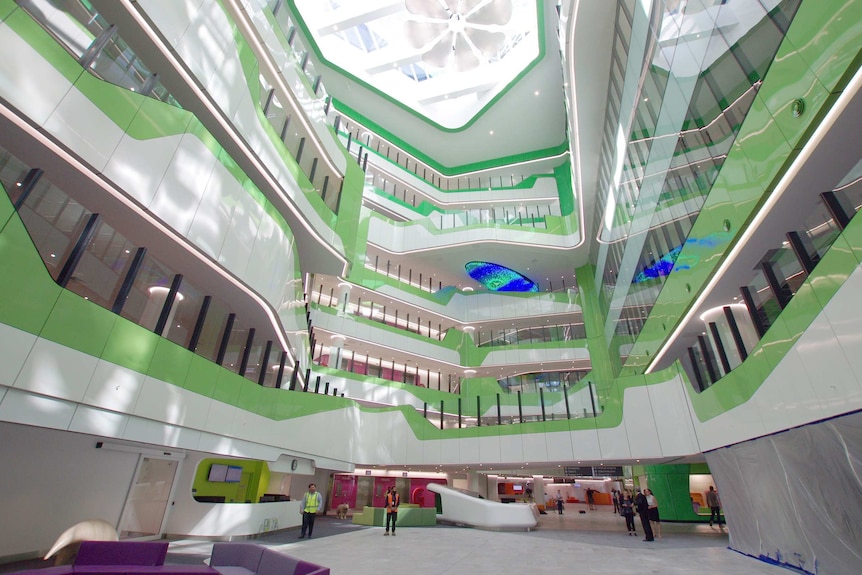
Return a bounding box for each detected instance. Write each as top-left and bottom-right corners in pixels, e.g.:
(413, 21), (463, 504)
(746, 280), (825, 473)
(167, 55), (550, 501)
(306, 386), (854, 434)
(644, 464), (704, 522)
(184, 353), (221, 398)
(212, 368), (246, 407)
(74, 72), (147, 133)
(808, 234), (857, 310)
(100, 320), (160, 375)
(39, 290), (116, 358)
(0, 0), (17, 23)
(127, 96), (194, 141)
(785, 0), (862, 93)
(0, 216), (62, 335)
(758, 39), (831, 150)
(148, 338), (195, 388)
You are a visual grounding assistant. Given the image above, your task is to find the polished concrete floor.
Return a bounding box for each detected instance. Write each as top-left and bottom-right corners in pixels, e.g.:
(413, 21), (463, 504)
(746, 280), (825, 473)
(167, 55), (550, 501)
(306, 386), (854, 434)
(162, 503), (789, 575)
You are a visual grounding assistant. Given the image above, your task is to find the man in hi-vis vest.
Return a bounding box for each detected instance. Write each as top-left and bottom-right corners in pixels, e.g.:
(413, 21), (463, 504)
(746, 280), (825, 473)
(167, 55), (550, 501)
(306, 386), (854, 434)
(384, 486), (400, 536)
(298, 483), (321, 539)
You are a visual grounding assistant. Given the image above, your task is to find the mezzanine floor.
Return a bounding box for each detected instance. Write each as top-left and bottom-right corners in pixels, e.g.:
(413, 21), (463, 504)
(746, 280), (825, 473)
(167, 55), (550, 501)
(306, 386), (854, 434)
(161, 503), (789, 575)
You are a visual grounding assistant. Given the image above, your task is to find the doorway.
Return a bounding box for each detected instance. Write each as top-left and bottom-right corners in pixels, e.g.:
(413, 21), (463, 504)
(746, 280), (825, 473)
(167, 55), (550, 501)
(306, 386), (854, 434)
(118, 457), (178, 538)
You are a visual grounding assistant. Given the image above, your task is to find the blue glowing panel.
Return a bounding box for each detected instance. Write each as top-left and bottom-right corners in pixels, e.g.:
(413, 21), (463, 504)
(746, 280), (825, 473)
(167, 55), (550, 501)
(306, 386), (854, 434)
(632, 232), (733, 283)
(465, 261), (539, 292)
(633, 246), (683, 283)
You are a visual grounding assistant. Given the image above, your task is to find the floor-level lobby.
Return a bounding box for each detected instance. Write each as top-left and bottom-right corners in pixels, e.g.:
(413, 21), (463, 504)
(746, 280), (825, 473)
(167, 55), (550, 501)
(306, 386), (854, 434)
(159, 503), (786, 575)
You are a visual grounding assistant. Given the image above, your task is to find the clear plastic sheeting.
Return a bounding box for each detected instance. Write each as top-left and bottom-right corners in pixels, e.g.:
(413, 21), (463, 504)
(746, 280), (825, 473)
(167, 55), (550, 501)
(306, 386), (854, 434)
(706, 411), (862, 574)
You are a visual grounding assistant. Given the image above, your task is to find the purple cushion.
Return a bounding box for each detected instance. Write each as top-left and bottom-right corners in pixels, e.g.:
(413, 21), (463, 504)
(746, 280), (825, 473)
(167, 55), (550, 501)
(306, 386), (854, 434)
(75, 542), (168, 566)
(74, 567), (217, 575)
(293, 561), (329, 575)
(210, 543), (263, 573)
(256, 549), (300, 575)
(6, 568), (73, 575)
(211, 567), (255, 575)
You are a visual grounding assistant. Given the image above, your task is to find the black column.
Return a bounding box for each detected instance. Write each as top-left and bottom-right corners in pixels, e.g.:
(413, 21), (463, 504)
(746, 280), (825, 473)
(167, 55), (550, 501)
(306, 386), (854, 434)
(723, 305), (749, 362)
(154, 274), (183, 336)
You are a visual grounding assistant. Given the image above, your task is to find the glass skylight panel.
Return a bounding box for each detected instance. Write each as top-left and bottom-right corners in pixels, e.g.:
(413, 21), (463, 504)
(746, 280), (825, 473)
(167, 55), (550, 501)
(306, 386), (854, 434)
(293, 0), (539, 127)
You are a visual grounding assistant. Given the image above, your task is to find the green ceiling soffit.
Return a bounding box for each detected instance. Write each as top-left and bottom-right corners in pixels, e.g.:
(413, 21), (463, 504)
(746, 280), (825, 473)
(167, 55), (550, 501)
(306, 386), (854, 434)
(332, 97), (569, 176)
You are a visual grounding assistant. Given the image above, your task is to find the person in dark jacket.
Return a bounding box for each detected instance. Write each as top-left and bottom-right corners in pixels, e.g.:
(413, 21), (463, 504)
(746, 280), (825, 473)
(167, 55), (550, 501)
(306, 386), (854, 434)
(635, 489), (654, 541)
(384, 487), (401, 536)
(621, 490), (636, 536)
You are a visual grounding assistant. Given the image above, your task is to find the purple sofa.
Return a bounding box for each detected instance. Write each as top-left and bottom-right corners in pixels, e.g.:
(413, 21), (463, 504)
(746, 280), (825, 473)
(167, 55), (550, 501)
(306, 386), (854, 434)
(8, 542), (217, 575)
(210, 543), (328, 575)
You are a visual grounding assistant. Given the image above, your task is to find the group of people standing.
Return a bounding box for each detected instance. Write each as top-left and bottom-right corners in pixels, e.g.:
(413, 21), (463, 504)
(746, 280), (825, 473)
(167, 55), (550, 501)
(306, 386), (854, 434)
(615, 488), (660, 541)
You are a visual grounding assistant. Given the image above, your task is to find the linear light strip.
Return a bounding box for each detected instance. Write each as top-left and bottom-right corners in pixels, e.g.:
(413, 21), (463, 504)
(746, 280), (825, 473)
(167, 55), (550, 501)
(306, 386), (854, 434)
(0, 101), (295, 364)
(565, 0), (587, 250)
(115, 0), (349, 274)
(645, 64), (862, 374)
(224, 0), (342, 177)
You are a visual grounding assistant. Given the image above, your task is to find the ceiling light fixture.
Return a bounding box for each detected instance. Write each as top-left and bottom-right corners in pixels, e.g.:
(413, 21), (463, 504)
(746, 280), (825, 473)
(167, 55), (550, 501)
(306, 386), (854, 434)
(404, 0), (514, 72)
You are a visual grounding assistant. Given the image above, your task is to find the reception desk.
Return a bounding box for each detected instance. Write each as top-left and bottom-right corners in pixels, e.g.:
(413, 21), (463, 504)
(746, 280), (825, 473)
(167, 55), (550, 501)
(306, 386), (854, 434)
(166, 500), (301, 538)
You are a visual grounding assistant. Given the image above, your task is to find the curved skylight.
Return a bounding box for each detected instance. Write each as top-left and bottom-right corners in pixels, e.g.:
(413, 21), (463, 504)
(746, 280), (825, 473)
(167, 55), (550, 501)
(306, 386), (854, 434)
(292, 0), (540, 128)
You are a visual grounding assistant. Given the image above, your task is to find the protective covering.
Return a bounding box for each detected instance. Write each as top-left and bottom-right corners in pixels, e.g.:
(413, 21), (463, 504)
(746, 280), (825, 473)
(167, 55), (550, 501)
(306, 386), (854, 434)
(705, 411), (862, 574)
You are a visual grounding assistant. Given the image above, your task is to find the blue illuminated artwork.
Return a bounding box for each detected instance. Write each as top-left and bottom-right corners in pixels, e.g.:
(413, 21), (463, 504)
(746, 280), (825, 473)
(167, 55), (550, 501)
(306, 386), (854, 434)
(633, 232), (732, 283)
(465, 261), (539, 292)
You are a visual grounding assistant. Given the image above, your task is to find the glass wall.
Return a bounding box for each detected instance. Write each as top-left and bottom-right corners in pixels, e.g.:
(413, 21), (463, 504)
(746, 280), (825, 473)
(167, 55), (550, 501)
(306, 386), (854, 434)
(0, 145), (295, 389)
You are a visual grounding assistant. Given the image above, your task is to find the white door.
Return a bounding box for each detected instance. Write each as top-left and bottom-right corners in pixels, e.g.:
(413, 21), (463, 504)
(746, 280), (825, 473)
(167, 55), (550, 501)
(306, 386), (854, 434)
(118, 457), (178, 538)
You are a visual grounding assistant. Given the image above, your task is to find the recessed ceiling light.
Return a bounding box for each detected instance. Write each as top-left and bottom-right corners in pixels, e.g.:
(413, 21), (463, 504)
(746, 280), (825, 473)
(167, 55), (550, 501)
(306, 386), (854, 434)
(534, 90), (540, 96)
(489, 130), (494, 135)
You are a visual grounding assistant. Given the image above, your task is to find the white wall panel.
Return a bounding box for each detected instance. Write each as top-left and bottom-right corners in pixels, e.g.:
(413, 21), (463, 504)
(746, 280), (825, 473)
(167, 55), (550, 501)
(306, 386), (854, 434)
(823, 266), (862, 384)
(186, 159), (238, 259)
(497, 431), (525, 465)
(752, 346), (824, 435)
(245, 213), (286, 302)
(0, 324), (36, 387)
(133, 377), (212, 430)
(647, 374), (701, 456)
(123, 415), (203, 451)
(202, 398), (239, 437)
(521, 430), (549, 463)
(149, 134), (216, 235)
(795, 312), (862, 412)
(45, 88), (128, 172)
(138, 0), (202, 47)
(544, 429), (576, 461)
(459, 435), (480, 464)
(597, 421), (638, 460)
(477, 432), (502, 464)
(0, 387), (77, 429)
(218, 189), (263, 278)
(104, 132), (184, 208)
(83, 360), (146, 414)
(68, 404), (130, 438)
(174, 1), (232, 109)
(0, 26), (75, 127)
(0, 422), (137, 558)
(14, 337), (99, 402)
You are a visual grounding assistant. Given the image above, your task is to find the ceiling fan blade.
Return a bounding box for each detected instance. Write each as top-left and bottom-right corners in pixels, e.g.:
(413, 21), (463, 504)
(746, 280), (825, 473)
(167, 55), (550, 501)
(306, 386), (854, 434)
(452, 37), (480, 71)
(403, 20), (448, 49)
(422, 32), (455, 68)
(405, 0), (450, 19)
(467, 0), (513, 26)
(464, 27), (506, 57)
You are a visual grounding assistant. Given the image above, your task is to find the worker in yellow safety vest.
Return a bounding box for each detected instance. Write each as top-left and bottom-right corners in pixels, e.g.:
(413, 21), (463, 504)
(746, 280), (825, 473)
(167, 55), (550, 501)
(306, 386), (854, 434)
(298, 483), (321, 539)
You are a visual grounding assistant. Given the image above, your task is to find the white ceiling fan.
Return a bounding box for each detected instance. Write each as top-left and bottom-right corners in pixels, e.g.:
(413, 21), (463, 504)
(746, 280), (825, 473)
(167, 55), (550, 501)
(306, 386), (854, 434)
(403, 0), (514, 72)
